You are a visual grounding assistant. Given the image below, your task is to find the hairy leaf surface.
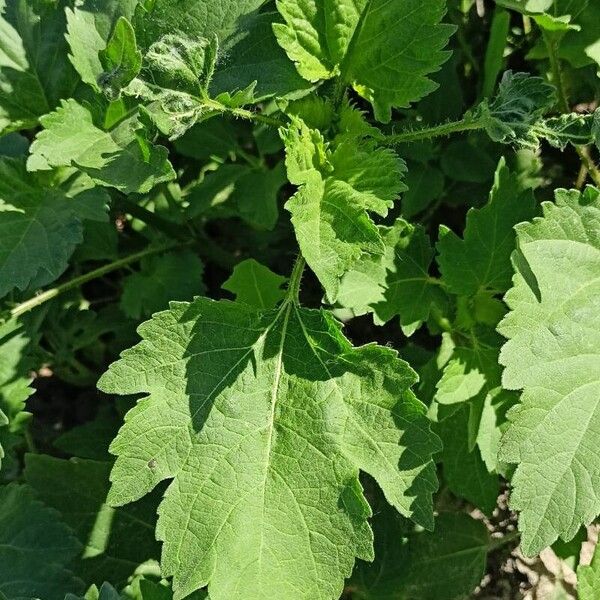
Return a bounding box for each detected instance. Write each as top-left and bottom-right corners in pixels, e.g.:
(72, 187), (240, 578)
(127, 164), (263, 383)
(99, 297), (440, 599)
(274, 0), (455, 121)
(29, 99), (175, 194)
(499, 185), (600, 555)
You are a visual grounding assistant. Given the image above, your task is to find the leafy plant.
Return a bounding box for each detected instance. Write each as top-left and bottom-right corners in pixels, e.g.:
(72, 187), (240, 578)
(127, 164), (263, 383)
(1, 0), (600, 599)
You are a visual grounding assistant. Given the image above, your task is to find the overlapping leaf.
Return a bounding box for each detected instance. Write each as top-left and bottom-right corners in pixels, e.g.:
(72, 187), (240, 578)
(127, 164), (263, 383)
(0, 484), (83, 599)
(437, 158), (537, 296)
(25, 454), (162, 587)
(99, 297), (440, 599)
(499, 185), (600, 555)
(350, 509), (490, 600)
(0, 319), (35, 472)
(274, 0), (455, 121)
(337, 219), (442, 336)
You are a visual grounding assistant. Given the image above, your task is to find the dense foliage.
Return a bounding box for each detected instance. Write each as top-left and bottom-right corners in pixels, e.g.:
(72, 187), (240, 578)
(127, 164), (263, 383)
(0, 0), (599, 598)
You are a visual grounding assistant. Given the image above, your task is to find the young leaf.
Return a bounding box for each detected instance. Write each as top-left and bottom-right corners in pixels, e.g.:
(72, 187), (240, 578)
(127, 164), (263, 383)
(222, 259), (287, 310)
(29, 99), (175, 194)
(274, 0), (455, 122)
(99, 17), (142, 100)
(120, 251), (205, 319)
(337, 219), (442, 336)
(437, 158), (537, 297)
(25, 455), (162, 588)
(65, 0), (138, 91)
(0, 158), (86, 298)
(98, 297), (440, 599)
(0, 484), (83, 599)
(0, 0), (78, 133)
(499, 186), (600, 555)
(282, 117), (406, 301)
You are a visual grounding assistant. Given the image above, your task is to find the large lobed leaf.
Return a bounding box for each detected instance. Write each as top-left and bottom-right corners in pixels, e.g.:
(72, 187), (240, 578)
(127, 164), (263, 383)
(499, 185), (600, 555)
(99, 296), (440, 599)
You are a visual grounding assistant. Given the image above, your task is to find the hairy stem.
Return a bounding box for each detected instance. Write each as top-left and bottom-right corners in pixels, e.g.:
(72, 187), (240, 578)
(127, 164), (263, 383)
(204, 99), (285, 128)
(287, 254), (306, 305)
(10, 244), (180, 319)
(380, 117), (485, 145)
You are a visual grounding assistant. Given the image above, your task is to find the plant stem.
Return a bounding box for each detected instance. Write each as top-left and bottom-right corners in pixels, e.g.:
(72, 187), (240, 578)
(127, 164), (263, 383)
(10, 244), (179, 319)
(488, 530), (520, 552)
(380, 117), (485, 145)
(204, 99), (285, 128)
(286, 254), (306, 305)
(543, 30), (600, 187)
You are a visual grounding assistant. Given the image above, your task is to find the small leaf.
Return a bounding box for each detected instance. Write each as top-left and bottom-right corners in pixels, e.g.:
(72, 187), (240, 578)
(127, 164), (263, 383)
(99, 17), (142, 100)
(282, 117), (406, 301)
(120, 251), (205, 319)
(222, 259), (287, 310)
(579, 541), (600, 600)
(437, 158), (537, 297)
(29, 99), (175, 194)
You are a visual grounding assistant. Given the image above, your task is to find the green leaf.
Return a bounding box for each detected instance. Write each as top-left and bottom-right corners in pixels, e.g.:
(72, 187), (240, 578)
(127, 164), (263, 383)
(25, 454), (162, 588)
(479, 71), (555, 145)
(99, 17), (142, 100)
(338, 219), (442, 336)
(282, 117), (406, 301)
(132, 0), (264, 51)
(120, 250), (205, 319)
(0, 0), (79, 133)
(0, 483), (83, 599)
(498, 185), (600, 555)
(274, 0), (455, 122)
(210, 12), (312, 100)
(66, 582), (122, 600)
(578, 541), (600, 600)
(350, 511), (490, 600)
(29, 99), (175, 194)
(65, 0), (138, 91)
(222, 259), (287, 310)
(437, 158), (537, 297)
(98, 297), (440, 599)
(0, 158), (91, 298)
(437, 405), (499, 515)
